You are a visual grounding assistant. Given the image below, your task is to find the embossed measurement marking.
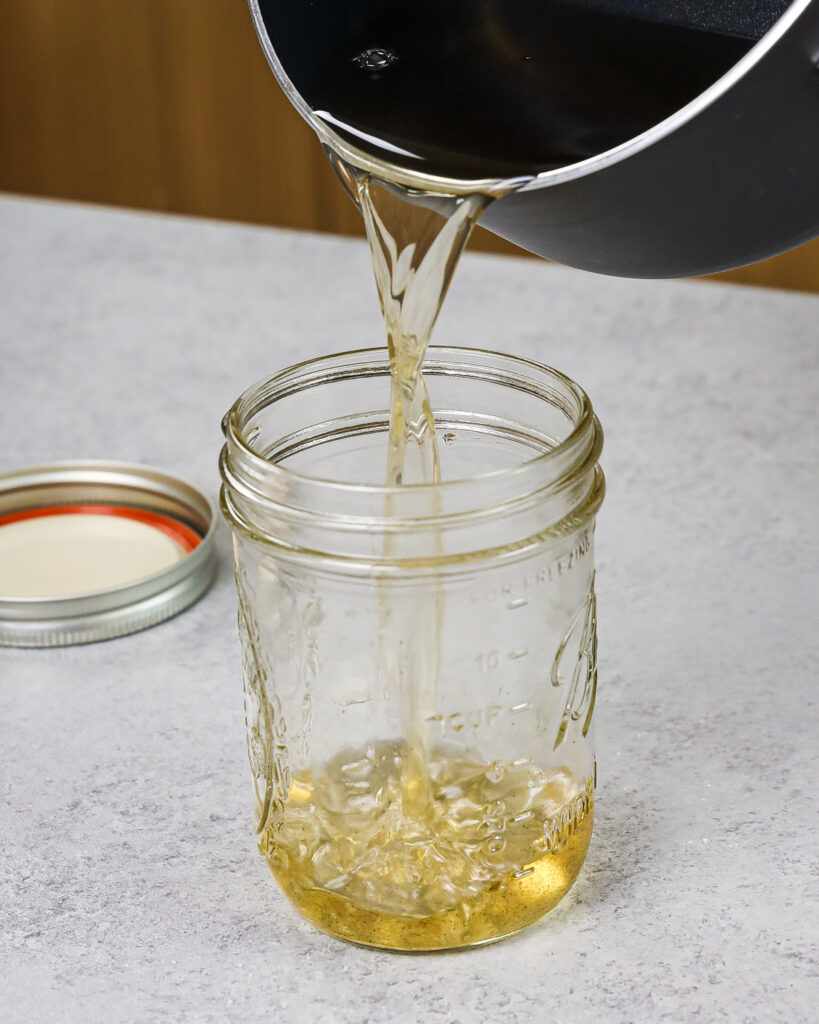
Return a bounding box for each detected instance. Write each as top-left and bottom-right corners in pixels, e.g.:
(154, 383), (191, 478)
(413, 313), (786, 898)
(507, 754), (534, 770)
(426, 699), (537, 736)
(476, 648), (531, 672)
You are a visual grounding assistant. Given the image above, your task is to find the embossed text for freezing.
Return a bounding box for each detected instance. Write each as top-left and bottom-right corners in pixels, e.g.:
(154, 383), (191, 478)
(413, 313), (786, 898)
(470, 528), (592, 606)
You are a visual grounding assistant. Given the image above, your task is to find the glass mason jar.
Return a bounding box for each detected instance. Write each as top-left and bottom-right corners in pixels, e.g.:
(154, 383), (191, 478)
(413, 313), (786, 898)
(220, 347), (604, 951)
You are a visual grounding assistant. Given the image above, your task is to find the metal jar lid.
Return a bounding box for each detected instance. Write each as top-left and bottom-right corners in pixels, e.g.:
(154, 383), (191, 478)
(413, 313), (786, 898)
(0, 461), (217, 647)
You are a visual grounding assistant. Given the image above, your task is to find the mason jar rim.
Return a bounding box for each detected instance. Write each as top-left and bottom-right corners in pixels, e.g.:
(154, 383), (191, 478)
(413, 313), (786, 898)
(220, 346), (604, 568)
(222, 345), (597, 497)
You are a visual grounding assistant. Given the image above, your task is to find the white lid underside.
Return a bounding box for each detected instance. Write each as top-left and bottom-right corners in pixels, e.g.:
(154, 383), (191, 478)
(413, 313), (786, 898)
(0, 514), (186, 599)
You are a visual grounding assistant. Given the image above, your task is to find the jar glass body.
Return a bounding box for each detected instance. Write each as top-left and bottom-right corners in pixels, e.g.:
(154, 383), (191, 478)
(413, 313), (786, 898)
(220, 347), (604, 951)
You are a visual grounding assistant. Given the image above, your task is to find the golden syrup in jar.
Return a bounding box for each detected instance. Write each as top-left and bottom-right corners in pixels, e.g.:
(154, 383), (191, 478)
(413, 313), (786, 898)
(261, 744), (593, 950)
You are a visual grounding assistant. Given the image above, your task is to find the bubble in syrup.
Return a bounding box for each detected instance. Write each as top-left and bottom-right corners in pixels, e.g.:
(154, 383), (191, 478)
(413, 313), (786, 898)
(353, 47), (399, 71)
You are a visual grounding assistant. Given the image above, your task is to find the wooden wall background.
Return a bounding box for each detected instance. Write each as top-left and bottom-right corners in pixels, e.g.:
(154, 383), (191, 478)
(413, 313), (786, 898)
(1, 0), (817, 292)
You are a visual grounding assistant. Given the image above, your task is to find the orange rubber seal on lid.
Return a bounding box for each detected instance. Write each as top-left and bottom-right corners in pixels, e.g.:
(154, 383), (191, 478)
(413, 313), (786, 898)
(0, 504), (201, 554)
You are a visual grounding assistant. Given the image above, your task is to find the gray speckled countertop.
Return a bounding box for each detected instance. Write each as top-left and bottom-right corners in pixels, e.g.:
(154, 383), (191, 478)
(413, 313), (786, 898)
(1, 195), (817, 1023)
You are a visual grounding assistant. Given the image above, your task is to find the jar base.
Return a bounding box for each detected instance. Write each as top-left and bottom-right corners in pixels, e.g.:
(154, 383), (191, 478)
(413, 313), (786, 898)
(265, 806), (593, 952)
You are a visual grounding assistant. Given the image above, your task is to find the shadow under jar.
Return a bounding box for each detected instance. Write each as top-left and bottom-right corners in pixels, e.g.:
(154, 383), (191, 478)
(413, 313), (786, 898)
(220, 346), (605, 951)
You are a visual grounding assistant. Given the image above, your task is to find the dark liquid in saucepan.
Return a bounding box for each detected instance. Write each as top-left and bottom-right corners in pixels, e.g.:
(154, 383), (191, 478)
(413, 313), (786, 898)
(260, 0), (756, 179)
